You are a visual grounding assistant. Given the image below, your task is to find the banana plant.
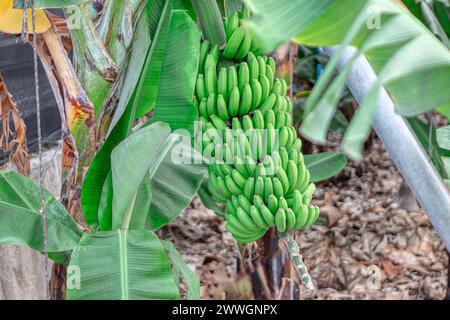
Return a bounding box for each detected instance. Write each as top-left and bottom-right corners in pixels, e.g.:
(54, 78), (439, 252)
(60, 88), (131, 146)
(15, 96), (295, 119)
(0, 121), (205, 299)
(1, 0), (205, 299)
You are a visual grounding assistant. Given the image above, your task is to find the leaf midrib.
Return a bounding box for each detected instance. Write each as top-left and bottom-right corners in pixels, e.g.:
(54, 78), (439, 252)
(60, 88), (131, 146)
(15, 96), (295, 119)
(118, 229), (129, 300)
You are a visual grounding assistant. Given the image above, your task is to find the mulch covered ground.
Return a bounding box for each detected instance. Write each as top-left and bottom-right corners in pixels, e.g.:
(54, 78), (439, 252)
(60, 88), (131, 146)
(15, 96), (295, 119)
(162, 139), (449, 300)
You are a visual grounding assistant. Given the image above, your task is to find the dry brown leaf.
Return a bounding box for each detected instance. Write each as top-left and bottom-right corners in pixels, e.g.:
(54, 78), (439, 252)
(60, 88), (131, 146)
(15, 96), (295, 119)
(0, 74), (30, 176)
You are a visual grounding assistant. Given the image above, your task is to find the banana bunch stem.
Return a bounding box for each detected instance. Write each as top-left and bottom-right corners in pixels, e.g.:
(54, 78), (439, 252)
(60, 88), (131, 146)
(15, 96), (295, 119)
(278, 231), (315, 295)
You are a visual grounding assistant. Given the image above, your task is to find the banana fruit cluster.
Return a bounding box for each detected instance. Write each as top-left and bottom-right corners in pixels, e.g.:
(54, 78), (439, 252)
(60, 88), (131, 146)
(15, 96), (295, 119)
(222, 6), (261, 60)
(195, 7), (319, 243)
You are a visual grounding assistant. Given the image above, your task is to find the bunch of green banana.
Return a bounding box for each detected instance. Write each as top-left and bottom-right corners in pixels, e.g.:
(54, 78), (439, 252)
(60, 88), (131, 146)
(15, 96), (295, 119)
(222, 5), (262, 60)
(195, 8), (320, 243)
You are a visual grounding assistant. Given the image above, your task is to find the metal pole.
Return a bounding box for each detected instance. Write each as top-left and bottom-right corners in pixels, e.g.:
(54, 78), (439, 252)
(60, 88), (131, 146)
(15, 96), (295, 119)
(324, 46), (450, 252)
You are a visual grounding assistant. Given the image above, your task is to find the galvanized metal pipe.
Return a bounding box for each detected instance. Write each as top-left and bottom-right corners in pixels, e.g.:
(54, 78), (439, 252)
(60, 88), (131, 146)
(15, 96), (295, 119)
(324, 46), (450, 251)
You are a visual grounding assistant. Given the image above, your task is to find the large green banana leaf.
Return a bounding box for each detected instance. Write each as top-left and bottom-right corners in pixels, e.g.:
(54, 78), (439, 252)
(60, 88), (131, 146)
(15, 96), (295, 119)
(82, 9), (201, 229)
(66, 230), (179, 300)
(135, 1), (199, 119)
(110, 122), (172, 229)
(145, 134), (206, 230)
(244, 0), (450, 159)
(97, 121), (206, 231)
(0, 171), (81, 264)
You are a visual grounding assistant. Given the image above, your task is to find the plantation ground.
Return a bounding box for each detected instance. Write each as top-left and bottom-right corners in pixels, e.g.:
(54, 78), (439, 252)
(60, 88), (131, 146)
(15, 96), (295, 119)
(163, 138), (449, 300)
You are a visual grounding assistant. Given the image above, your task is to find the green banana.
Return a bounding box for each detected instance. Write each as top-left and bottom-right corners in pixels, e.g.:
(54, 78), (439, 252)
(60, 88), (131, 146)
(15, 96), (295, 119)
(257, 56), (266, 78)
(223, 26), (246, 59)
(210, 114), (227, 131)
(286, 160), (298, 193)
(265, 65), (274, 86)
(281, 79), (288, 96)
(238, 195), (252, 215)
(206, 93), (217, 117)
(260, 204), (275, 226)
(217, 68), (228, 103)
(217, 176), (233, 198)
(259, 93), (277, 114)
(199, 40), (210, 74)
(294, 205), (309, 229)
(205, 67), (217, 97)
(239, 83), (252, 115)
(231, 169), (246, 189)
(250, 206), (269, 228)
(235, 32), (252, 60)
(289, 149), (298, 164)
(245, 155), (257, 176)
(276, 167), (290, 194)
(255, 176), (265, 198)
(228, 87), (240, 117)
(247, 52), (259, 80)
(204, 54), (216, 74)
(271, 79), (282, 96)
(259, 74), (271, 101)
(267, 57), (276, 77)
(225, 174), (242, 195)
(242, 115), (253, 131)
(275, 111), (286, 129)
(226, 12), (239, 40)
(272, 177), (284, 198)
(243, 177), (255, 200)
(217, 95), (229, 121)
(199, 98), (208, 118)
(279, 148), (289, 172)
(286, 208), (296, 229)
(275, 208), (287, 232)
(252, 110), (265, 129)
(250, 79), (263, 110)
(196, 74), (207, 101)
(267, 194), (278, 214)
(264, 177), (274, 202)
(238, 62), (250, 92)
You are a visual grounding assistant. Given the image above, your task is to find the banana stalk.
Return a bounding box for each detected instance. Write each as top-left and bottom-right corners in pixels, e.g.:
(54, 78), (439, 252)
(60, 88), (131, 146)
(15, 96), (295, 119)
(65, 3), (118, 116)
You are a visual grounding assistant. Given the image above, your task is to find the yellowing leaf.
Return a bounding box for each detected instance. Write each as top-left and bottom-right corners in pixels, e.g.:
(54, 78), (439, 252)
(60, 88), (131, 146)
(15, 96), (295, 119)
(0, 0), (50, 34)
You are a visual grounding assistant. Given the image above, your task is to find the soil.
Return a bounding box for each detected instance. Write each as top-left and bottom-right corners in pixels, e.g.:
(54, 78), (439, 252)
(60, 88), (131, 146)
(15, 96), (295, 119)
(162, 138), (449, 300)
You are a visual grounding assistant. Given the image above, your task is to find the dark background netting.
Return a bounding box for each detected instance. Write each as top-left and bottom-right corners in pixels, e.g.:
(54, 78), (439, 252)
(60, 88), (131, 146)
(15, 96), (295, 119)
(0, 35), (61, 164)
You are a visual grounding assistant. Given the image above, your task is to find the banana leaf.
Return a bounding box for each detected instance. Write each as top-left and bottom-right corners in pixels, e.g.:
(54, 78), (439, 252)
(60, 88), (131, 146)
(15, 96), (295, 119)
(96, 122), (206, 231)
(66, 230), (179, 300)
(0, 171), (81, 264)
(244, 0), (450, 159)
(162, 240), (200, 300)
(304, 152), (347, 182)
(82, 10), (201, 229)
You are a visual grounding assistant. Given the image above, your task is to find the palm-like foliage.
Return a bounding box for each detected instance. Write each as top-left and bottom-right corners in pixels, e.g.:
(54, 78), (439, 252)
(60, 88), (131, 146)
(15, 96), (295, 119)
(0, 0), (449, 300)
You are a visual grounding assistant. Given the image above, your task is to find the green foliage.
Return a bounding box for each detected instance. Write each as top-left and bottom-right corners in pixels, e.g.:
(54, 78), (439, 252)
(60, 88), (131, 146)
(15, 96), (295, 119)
(162, 240), (200, 300)
(0, 171), (81, 264)
(67, 230), (180, 300)
(82, 10), (201, 228)
(304, 152), (347, 182)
